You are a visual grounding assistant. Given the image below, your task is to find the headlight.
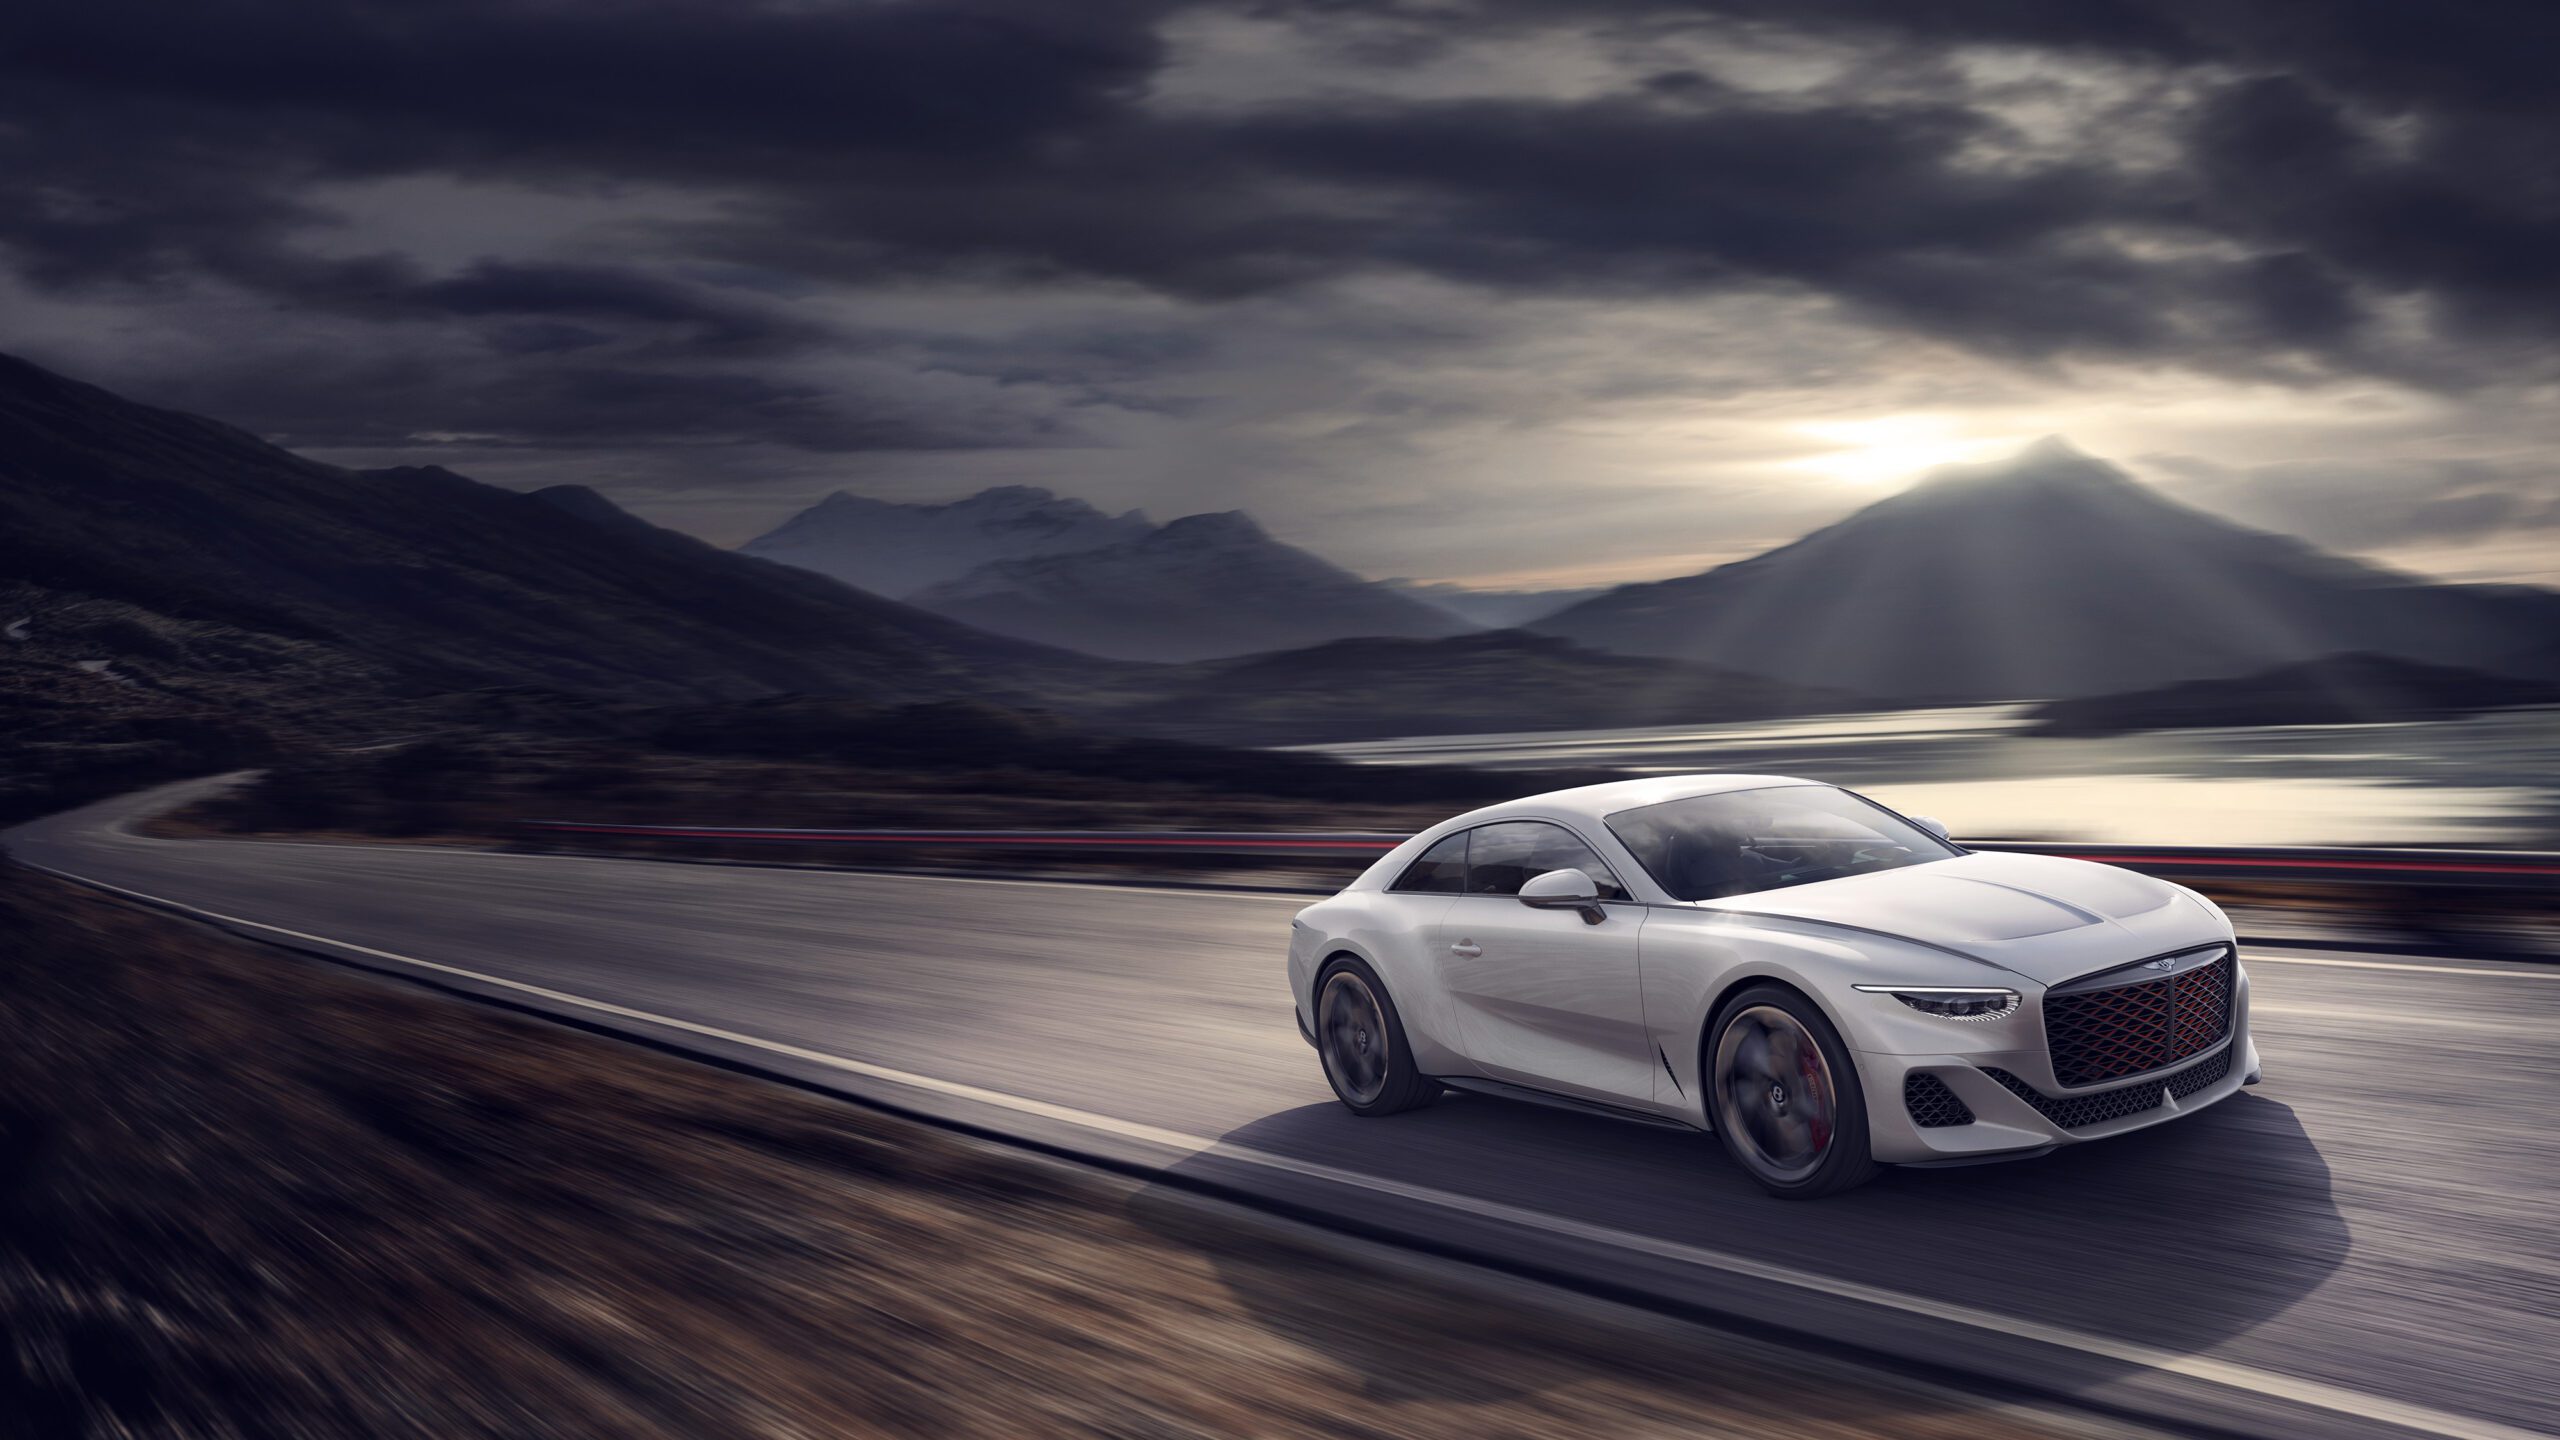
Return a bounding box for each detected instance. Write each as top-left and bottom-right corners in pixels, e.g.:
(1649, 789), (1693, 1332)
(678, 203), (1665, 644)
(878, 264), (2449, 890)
(1853, 985), (2020, 1020)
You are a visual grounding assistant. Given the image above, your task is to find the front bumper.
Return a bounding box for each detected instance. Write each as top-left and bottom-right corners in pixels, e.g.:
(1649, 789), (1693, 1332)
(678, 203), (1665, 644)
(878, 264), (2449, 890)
(1858, 961), (2257, 1166)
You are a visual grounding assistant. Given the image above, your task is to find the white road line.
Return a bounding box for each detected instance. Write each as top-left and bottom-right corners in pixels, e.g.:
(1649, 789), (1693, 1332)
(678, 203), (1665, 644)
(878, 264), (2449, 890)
(33, 862), (2551, 1440)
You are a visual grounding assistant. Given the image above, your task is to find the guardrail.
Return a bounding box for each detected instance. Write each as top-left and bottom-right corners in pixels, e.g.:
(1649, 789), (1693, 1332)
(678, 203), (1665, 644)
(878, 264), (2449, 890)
(516, 821), (1407, 857)
(515, 820), (2560, 892)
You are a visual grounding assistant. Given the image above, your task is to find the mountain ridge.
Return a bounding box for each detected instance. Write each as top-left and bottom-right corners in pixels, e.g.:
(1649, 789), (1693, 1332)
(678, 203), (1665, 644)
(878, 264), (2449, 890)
(739, 484), (1153, 598)
(1532, 439), (2559, 699)
(1092, 630), (1865, 745)
(909, 508), (1478, 661)
(0, 349), (1079, 713)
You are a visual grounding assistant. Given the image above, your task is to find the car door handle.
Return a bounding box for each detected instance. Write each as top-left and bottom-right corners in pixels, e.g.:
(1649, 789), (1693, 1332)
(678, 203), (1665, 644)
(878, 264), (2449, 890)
(1448, 941), (1483, 958)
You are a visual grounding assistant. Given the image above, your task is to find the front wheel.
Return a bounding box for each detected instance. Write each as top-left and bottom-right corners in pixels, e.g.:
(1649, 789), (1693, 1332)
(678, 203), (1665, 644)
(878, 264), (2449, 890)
(1708, 984), (1879, 1198)
(1314, 957), (1437, 1116)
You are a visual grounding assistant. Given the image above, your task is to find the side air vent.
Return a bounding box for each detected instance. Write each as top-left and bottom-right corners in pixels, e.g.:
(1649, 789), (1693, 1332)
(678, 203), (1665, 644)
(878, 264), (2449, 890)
(1903, 1072), (1975, 1128)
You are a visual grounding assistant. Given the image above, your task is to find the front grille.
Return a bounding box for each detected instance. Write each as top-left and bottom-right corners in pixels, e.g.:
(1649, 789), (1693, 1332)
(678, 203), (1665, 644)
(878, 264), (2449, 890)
(1903, 1073), (1975, 1128)
(2044, 949), (2233, 1088)
(2173, 956), (2234, 1056)
(1984, 1046), (2233, 1130)
(2167, 1044), (2234, 1100)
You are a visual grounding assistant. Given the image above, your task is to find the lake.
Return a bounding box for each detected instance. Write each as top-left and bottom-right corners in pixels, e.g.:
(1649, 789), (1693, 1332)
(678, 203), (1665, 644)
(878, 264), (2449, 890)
(1298, 705), (2560, 849)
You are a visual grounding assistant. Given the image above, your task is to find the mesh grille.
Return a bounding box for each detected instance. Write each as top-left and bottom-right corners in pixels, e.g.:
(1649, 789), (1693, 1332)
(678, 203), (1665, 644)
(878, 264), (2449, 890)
(1984, 1046), (2233, 1130)
(2173, 958), (2234, 1056)
(2044, 950), (2233, 1088)
(2168, 1045), (2234, 1100)
(1903, 1073), (1975, 1128)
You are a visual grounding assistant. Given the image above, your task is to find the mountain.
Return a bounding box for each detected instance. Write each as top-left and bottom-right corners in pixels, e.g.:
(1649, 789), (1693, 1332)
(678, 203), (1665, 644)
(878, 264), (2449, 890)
(2024, 653), (2560, 737)
(1092, 630), (1862, 744)
(739, 485), (1153, 597)
(908, 510), (1480, 661)
(1383, 579), (1604, 629)
(0, 351), (1073, 717)
(1532, 438), (2560, 700)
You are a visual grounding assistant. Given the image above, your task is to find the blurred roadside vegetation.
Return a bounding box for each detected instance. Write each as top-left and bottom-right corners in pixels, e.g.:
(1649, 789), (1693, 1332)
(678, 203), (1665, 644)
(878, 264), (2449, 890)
(165, 699), (1619, 866)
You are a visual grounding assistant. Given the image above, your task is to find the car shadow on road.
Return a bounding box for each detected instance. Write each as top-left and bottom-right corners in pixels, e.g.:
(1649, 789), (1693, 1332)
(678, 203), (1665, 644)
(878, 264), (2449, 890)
(1127, 1085), (2343, 1409)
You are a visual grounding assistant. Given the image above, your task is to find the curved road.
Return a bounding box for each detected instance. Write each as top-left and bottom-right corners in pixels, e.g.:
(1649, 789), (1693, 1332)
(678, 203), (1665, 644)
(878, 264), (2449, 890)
(12, 779), (2559, 1440)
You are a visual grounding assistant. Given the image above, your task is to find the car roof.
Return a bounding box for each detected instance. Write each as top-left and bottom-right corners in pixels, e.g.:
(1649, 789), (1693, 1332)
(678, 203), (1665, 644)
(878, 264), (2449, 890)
(1438, 773), (1820, 830)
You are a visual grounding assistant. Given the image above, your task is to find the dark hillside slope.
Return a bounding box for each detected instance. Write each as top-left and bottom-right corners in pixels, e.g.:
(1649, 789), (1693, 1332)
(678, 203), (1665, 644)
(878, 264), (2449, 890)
(1096, 630), (1862, 744)
(0, 352), (1073, 707)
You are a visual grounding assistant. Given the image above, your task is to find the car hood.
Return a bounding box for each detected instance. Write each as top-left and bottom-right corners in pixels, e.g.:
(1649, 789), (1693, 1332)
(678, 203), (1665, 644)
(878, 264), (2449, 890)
(1698, 851), (2227, 985)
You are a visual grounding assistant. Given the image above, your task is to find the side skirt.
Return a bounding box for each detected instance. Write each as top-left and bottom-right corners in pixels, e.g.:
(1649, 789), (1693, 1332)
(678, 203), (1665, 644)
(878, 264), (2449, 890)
(1435, 1075), (1703, 1132)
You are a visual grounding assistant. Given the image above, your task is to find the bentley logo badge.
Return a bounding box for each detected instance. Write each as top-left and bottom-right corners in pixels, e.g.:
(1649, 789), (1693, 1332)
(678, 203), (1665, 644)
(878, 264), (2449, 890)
(2146, 957), (2177, 970)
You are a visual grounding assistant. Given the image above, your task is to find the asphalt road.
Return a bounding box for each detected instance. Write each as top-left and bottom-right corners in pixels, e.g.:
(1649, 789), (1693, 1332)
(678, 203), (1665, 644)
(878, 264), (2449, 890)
(12, 779), (2560, 1440)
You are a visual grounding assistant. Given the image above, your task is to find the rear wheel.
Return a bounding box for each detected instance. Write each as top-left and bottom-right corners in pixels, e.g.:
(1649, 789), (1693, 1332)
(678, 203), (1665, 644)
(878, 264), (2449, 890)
(1315, 957), (1437, 1116)
(1708, 984), (1879, 1198)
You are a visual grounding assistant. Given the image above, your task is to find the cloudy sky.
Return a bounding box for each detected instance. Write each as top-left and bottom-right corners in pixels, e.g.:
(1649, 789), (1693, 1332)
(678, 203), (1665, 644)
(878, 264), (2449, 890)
(6, 0), (2558, 588)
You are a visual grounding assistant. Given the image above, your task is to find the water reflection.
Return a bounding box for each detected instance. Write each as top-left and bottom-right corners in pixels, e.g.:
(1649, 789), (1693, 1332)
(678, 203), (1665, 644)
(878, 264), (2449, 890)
(1302, 705), (2560, 847)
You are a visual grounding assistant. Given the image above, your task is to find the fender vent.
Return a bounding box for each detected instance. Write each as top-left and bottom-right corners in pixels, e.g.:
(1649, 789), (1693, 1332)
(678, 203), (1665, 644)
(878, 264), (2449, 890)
(1903, 1073), (1974, 1128)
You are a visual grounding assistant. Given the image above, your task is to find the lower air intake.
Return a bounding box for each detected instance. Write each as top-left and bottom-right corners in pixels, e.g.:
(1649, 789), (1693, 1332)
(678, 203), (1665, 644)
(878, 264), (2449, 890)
(1983, 1046), (2232, 1131)
(1903, 1073), (1975, 1128)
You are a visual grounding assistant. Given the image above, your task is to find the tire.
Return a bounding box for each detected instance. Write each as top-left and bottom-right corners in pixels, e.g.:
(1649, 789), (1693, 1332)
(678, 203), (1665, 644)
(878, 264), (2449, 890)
(1313, 956), (1438, 1116)
(1707, 983), (1880, 1198)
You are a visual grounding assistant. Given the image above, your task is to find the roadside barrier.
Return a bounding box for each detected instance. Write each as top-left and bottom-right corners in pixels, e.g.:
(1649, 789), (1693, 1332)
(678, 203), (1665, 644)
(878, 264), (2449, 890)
(515, 820), (2560, 892)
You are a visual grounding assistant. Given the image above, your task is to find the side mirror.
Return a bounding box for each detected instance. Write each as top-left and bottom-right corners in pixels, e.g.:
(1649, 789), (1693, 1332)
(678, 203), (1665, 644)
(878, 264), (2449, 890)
(1518, 867), (1606, 924)
(1912, 815), (1951, 841)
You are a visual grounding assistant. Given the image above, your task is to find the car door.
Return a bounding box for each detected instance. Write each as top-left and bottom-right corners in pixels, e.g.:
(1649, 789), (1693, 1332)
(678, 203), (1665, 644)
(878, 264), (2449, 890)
(1365, 829), (1470, 1067)
(1429, 821), (1653, 1105)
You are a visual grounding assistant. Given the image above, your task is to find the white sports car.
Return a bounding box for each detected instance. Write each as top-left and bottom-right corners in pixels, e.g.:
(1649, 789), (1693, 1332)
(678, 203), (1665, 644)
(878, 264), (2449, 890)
(1287, 775), (2259, 1197)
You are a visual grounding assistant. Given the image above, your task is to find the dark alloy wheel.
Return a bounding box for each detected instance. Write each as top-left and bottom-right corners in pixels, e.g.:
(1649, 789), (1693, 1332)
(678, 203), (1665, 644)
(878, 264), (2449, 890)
(1708, 983), (1879, 1198)
(1315, 957), (1437, 1116)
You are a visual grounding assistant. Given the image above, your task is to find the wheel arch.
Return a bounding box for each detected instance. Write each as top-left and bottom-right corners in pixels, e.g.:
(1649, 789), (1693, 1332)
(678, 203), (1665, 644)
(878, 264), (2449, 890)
(1691, 968), (1856, 1116)
(1308, 940), (1383, 1000)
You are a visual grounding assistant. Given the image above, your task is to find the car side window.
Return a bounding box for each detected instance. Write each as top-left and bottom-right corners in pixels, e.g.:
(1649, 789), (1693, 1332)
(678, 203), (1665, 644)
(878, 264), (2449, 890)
(1460, 821), (1629, 901)
(1390, 832), (1469, 894)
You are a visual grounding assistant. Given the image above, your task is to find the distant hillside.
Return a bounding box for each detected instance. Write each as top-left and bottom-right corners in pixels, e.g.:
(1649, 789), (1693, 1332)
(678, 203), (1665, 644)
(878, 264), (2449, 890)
(2025, 653), (2560, 737)
(739, 485), (1152, 597)
(1384, 579), (1602, 629)
(910, 510), (1479, 661)
(1534, 438), (2560, 701)
(1093, 630), (1863, 744)
(0, 351), (1102, 816)
(0, 351), (1069, 706)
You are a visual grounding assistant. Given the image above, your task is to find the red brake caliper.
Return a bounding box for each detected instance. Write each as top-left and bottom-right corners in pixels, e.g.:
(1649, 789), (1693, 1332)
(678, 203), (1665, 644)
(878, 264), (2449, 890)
(1800, 1046), (1830, 1151)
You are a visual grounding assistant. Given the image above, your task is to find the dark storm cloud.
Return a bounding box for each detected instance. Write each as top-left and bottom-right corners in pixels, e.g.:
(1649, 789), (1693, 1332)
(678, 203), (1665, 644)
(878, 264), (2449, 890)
(123, 346), (1069, 455)
(0, 0), (1171, 451)
(2146, 452), (2560, 553)
(4, 0), (2560, 460)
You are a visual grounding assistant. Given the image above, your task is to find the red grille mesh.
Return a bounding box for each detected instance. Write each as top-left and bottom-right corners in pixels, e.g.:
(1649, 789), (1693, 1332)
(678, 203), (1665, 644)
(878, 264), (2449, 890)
(2044, 952), (2231, 1089)
(2173, 958), (2234, 1056)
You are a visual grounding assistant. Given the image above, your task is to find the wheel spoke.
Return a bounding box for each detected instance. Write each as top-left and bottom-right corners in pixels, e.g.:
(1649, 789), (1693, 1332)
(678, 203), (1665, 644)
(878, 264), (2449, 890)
(1714, 1004), (1839, 1182)
(1319, 973), (1390, 1105)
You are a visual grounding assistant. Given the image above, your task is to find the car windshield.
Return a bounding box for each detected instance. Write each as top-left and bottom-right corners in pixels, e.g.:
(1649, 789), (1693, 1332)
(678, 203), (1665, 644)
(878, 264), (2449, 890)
(1604, 785), (1960, 902)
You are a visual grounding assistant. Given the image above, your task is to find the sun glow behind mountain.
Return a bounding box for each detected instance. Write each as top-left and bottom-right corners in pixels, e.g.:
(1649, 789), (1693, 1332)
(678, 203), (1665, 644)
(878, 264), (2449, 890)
(1790, 417), (2022, 487)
